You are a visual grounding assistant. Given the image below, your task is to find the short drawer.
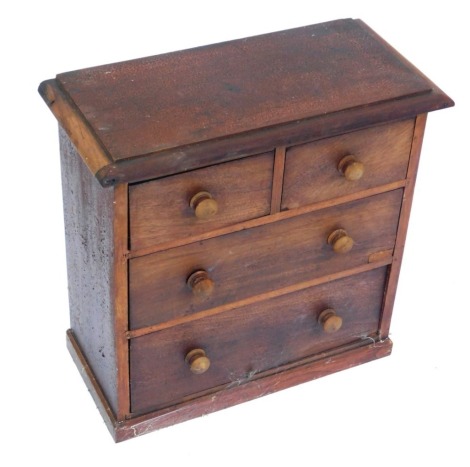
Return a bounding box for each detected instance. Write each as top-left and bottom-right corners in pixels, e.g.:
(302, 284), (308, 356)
(129, 152), (274, 250)
(281, 119), (414, 210)
(130, 267), (388, 414)
(129, 189), (402, 329)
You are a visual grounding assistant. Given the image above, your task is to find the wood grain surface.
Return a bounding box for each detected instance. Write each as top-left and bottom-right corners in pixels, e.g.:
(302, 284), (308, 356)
(120, 338), (392, 440)
(129, 189), (402, 329)
(39, 18), (454, 442)
(128, 180), (406, 258)
(270, 146), (286, 214)
(129, 152), (273, 249)
(38, 79), (112, 176)
(130, 267), (388, 414)
(379, 114), (427, 337)
(112, 183), (131, 419)
(39, 19), (452, 186)
(127, 260), (392, 339)
(55, 20), (431, 162)
(282, 119), (414, 209)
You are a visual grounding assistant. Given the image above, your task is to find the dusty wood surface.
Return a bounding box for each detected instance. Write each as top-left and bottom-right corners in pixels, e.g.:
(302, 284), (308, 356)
(66, 329), (118, 439)
(60, 129), (118, 413)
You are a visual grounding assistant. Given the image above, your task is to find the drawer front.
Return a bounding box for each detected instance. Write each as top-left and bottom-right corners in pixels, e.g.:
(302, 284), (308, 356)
(282, 120), (414, 210)
(129, 152), (274, 250)
(129, 189), (402, 329)
(130, 267), (388, 414)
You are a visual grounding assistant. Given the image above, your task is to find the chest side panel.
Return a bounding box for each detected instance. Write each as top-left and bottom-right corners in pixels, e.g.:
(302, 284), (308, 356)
(60, 128), (118, 413)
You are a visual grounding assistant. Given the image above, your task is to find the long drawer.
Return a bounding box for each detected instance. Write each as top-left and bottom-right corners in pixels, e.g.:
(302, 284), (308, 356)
(129, 189), (402, 329)
(130, 267), (388, 415)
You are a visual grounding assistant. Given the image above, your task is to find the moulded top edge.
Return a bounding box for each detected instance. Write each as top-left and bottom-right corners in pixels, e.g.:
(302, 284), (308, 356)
(38, 19), (454, 185)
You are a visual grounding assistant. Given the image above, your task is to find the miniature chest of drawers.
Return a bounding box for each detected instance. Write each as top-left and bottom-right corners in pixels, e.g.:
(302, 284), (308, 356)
(39, 19), (453, 441)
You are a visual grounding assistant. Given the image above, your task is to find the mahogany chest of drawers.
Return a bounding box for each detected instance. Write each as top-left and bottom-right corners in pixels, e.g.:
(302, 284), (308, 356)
(39, 19), (453, 441)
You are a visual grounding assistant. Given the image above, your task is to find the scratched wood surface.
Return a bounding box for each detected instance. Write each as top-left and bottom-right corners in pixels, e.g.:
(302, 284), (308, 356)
(130, 267), (388, 414)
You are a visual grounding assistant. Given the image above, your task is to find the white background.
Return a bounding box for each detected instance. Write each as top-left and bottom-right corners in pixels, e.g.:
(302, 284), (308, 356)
(1, 1), (468, 465)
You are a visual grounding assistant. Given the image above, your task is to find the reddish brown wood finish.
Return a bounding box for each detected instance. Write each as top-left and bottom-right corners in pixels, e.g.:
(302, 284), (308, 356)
(127, 259), (392, 339)
(129, 152), (273, 250)
(282, 119), (414, 209)
(129, 190), (402, 330)
(113, 183), (130, 419)
(38, 20), (453, 186)
(120, 338), (392, 441)
(270, 146), (286, 214)
(67, 323), (392, 442)
(66, 329), (118, 435)
(40, 19), (454, 442)
(128, 180), (407, 259)
(59, 129), (119, 414)
(39, 80), (112, 176)
(130, 267), (388, 414)
(379, 115), (427, 338)
(127, 338), (392, 441)
(55, 20), (433, 161)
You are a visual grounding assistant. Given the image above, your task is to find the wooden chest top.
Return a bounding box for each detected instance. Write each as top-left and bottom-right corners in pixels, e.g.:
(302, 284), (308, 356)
(39, 18), (452, 186)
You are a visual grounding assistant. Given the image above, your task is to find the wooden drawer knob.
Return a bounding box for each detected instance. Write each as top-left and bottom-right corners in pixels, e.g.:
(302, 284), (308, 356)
(327, 228), (354, 254)
(185, 349), (211, 374)
(318, 308), (343, 333)
(338, 155), (364, 181)
(187, 269), (215, 299)
(190, 191), (218, 219)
